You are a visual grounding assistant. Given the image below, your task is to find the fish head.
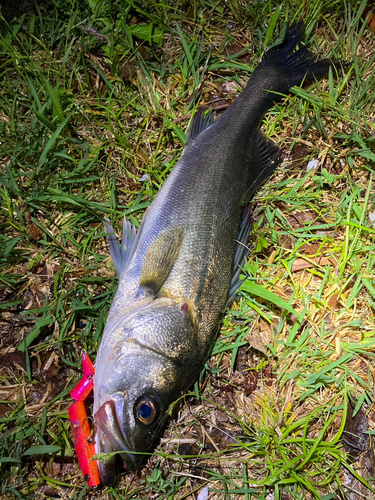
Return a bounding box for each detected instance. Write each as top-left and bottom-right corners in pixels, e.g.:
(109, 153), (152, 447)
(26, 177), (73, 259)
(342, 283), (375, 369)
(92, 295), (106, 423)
(93, 296), (199, 483)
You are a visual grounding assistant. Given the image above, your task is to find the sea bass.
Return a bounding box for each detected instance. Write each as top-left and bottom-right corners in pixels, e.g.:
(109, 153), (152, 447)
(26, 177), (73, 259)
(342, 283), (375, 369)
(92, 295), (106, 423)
(93, 22), (337, 484)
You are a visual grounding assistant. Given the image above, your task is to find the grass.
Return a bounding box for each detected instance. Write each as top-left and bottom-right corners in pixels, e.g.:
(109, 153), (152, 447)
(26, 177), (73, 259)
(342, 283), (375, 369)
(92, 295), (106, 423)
(1, 0), (375, 498)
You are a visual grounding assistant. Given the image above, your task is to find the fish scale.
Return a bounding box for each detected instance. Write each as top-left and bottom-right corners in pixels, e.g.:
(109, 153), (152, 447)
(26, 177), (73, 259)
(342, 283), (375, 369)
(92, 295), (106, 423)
(92, 21), (342, 485)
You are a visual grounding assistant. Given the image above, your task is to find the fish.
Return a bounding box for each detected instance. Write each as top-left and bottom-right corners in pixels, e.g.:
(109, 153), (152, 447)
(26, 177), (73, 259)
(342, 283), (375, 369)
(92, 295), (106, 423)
(92, 21), (339, 484)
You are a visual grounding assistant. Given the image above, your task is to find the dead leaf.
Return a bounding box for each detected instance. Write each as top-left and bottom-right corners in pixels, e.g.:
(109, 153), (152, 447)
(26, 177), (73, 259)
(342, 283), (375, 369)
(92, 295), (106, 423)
(238, 372), (258, 395)
(299, 243), (324, 255)
(343, 398), (369, 459)
(288, 144), (312, 165)
(27, 223), (42, 240)
(221, 80), (240, 93)
(364, 7), (375, 31)
(328, 293), (340, 310)
(235, 345), (249, 372)
(287, 210), (317, 227)
(342, 398), (374, 499)
(226, 43), (250, 61)
(44, 461), (61, 478)
(279, 234), (294, 250)
(292, 256), (334, 272)
(246, 324), (271, 356)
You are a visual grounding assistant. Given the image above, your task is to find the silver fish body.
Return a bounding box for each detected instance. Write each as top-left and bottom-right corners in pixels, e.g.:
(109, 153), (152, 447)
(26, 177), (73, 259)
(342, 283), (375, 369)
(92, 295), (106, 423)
(93, 22), (337, 483)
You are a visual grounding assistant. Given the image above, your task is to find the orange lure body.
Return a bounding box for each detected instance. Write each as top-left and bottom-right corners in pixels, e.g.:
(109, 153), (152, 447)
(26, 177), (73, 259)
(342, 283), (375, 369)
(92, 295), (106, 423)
(69, 352), (100, 487)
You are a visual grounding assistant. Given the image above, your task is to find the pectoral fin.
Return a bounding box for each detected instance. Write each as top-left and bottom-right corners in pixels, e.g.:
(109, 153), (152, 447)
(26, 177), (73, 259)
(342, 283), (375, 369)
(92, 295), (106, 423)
(139, 226), (184, 297)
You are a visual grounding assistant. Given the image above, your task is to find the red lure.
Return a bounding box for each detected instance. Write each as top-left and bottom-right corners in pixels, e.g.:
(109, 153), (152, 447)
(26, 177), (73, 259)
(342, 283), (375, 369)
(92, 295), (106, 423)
(69, 352), (100, 487)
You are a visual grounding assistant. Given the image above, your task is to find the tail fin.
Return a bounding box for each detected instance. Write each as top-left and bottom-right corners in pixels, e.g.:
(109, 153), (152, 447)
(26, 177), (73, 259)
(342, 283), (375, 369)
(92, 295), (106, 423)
(261, 21), (342, 92)
(219, 21), (345, 132)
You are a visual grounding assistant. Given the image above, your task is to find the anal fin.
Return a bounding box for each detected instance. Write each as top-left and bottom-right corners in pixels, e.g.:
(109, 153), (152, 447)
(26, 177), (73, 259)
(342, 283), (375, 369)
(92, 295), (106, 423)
(228, 207), (254, 300)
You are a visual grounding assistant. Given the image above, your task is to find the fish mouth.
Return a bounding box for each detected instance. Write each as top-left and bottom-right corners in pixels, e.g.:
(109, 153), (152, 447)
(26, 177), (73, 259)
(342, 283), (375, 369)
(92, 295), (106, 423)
(95, 399), (137, 483)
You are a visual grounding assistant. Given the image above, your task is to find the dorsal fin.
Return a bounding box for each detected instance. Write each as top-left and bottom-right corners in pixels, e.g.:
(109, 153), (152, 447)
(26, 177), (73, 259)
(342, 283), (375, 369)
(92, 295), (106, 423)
(138, 226), (184, 297)
(185, 106), (216, 144)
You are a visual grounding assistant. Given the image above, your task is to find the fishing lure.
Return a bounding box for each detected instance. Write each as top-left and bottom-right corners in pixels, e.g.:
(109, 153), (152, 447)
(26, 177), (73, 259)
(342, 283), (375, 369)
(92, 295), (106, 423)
(68, 352), (100, 487)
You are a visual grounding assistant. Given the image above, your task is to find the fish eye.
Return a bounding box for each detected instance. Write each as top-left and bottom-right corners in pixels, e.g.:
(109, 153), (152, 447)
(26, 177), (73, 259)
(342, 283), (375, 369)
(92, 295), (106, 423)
(134, 396), (158, 425)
